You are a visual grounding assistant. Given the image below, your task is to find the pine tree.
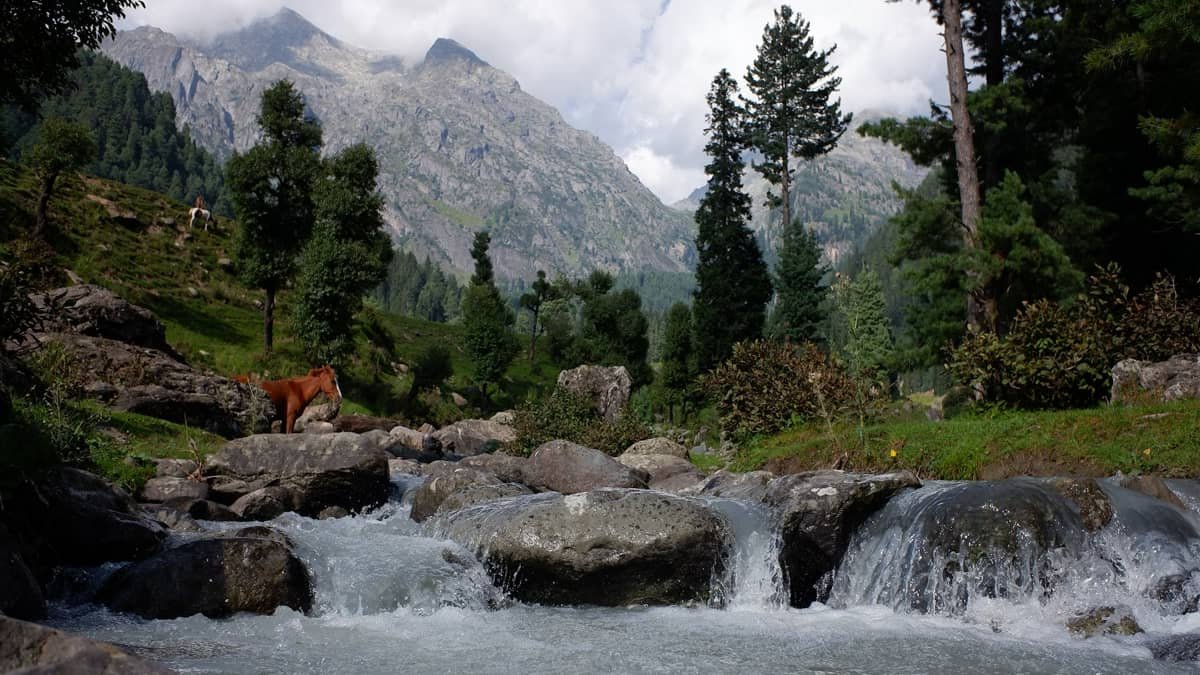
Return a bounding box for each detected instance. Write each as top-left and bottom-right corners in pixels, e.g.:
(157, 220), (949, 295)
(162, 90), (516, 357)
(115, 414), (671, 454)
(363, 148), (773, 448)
(519, 270), (555, 361)
(226, 80), (322, 354)
(743, 5), (851, 231)
(658, 302), (695, 422)
(770, 221), (827, 343)
(840, 268), (893, 378)
(461, 231), (518, 401)
(692, 69), (773, 372)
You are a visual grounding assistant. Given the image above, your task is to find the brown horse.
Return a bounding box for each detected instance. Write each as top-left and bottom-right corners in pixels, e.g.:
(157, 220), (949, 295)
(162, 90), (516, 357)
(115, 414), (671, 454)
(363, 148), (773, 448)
(258, 365), (342, 434)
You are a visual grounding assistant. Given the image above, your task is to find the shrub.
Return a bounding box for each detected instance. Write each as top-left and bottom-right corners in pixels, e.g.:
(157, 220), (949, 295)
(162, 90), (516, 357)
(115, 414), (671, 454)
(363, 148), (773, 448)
(509, 388), (649, 457)
(701, 340), (854, 440)
(950, 265), (1200, 409)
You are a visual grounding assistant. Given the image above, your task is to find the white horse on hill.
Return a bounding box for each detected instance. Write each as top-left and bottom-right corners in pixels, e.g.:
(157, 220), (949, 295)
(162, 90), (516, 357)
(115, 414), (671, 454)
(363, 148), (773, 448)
(188, 207), (215, 231)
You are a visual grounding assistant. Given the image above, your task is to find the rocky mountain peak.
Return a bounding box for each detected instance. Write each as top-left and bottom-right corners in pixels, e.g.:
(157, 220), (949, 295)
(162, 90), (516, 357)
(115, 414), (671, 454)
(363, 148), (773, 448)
(194, 7), (342, 74)
(423, 38), (488, 68)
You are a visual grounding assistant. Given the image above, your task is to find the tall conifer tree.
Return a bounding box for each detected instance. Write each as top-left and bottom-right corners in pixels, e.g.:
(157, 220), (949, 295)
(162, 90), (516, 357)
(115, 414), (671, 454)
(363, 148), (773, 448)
(461, 230), (518, 401)
(770, 222), (827, 343)
(692, 69), (773, 372)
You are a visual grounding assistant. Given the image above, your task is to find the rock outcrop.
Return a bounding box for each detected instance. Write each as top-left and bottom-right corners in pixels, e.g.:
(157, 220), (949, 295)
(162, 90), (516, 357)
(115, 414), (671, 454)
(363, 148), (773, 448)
(203, 432), (390, 517)
(28, 284), (183, 360)
(98, 527), (312, 619)
(1112, 354), (1200, 404)
(0, 616), (174, 674)
(556, 365), (632, 422)
(435, 489), (730, 606)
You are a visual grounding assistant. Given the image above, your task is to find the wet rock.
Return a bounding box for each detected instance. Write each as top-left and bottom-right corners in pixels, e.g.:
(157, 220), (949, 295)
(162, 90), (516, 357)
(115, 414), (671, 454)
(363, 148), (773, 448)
(98, 531), (312, 619)
(767, 470), (920, 608)
(27, 284), (182, 360)
(0, 616), (174, 674)
(556, 364), (632, 422)
(318, 506), (350, 519)
(205, 475), (261, 504)
(1117, 474), (1189, 511)
(1147, 633), (1200, 662)
(1149, 573), (1200, 615)
(0, 527), (45, 621)
(436, 488), (730, 606)
(140, 476), (209, 503)
(143, 505), (204, 532)
(159, 498), (240, 522)
(1066, 606), (1143, 637)
(525, 440), (648, 494)
(410, 466), (501, 523)
(623, 437), (689, 459)
(230, 486), (294, 521)
(204, 432), (390, 517)
(436, 483), (533, 516)
(458, 453), (529, 484)
(24, 332), (272, 437)
(433, 418), (516, 456)
(1045, 478), (1113, 532)
(697, 470), (775, 502)
(1112, 354), (1200, 404)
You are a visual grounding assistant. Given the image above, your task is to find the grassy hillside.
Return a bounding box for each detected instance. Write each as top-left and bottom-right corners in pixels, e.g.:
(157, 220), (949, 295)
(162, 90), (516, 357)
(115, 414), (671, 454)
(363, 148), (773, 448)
(0, 161), (560, 419)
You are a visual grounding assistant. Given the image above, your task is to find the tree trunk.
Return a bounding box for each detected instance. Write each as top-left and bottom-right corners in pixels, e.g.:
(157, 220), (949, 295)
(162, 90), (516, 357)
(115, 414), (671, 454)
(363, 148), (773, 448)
(942, 0), (985, 333)
(263, 287), (276, 354)
(780, 139), (792, 233)
(528, 308), (539, 362)
(33, 173), (57, 239)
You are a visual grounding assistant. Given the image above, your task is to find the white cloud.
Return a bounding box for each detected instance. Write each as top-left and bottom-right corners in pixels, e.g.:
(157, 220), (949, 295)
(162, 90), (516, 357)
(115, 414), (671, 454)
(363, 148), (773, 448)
(119, 0), (946, 203)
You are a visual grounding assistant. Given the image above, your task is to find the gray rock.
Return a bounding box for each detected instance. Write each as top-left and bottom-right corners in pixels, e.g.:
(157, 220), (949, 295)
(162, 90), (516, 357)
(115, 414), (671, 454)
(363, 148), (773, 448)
(1148, 633), (1200, 662)
(333, 414), (401, 434)
(206, 475), (262, 504)
(697, 470), (775, 502)
(230, 486), (293, 521)
(388, 424), (425, 450)
(767, 470), (920, 608)
(204, 433), (390, 517)
(617, 453), (696, 484)
(159, 498), (240, 522)
(649, 470), (708, 494)
(433, 418), (516, 456)
(623, 437), (689, 459)
(318, 506), (350, 520)
(26, 332), (272, 438)
(457, 453), (529, 484)
(153, 458), (198, 478)
(436, 488), (730, 606)
(410, 466), (502, 523)
(302, 420), (336, 434)
(1118, 474), (1189, 511)
(98, 531), (312, 619)
(436, 483), (533, 516)
(525, 440), (648, 494)
(489, 410), (515, 425)
(388, 458), (422, 475)
(1112, 354), (1200, 404)
(293, 401), (340, 432)
(143, 506), (204, 533)
(0, 616), (174, 674)
(556, 365), (632, 422)
(28, 284), (182, 359)
(139, 476), (209, 503)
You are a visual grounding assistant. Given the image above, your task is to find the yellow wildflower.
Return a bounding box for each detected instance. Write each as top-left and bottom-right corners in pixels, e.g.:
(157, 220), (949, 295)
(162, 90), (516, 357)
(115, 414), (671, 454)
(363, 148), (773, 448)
(889, 449), (898, 458)
(1143, 448), (1152, 457)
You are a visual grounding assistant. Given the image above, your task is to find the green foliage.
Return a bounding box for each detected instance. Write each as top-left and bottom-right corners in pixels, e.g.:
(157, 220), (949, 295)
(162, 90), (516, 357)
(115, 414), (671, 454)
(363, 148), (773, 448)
(227, 80), (323, 353)
(509, 388), (649, 457)
(0, 242), (51, 348)
(950, 266), (1200, 409)
(461, 232), (518, 399)
(373, 250), (463, 322)
(658, 302), (696, 420)
(831, 267), (893, 378)
(2, 51), (228, 213)
(409, 343), (453, 395)
(0, 1), (143, 110)
(470, 230), (495, 287)
(293, 144), (392, 364)
(770, 220), (827, 342)
(703, 340), (853, 440)
(693, 69), (772, 372)
(519, 269), (555, 360)
(742, 4), (851, 229)
(574, 271), (653, 387)
(28, 116), (94, 235)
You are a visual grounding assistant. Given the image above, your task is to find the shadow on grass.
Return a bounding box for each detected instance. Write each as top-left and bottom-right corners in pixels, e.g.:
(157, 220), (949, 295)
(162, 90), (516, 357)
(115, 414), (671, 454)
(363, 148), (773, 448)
(144, 295), (246, 344)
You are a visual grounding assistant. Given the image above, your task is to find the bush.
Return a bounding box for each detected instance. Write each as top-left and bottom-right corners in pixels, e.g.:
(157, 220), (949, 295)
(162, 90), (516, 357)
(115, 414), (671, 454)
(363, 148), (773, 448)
(509, 388), (649, 457)
(950, 265), (1200, 409)
(702, 340), (854, 440)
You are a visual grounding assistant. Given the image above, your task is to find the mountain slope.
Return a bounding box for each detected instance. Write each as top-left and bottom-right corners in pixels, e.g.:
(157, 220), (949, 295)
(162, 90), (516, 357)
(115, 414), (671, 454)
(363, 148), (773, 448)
(102, 9), (694, 281)
(675, 113), (927, 268)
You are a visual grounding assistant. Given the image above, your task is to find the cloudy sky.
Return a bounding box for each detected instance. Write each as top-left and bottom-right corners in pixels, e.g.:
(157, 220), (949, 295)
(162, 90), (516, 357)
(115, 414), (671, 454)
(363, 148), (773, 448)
(119, 0), (946, 204)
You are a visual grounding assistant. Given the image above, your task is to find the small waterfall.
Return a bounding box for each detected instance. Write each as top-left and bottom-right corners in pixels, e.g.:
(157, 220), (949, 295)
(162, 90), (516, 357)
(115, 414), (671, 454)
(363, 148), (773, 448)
(703, 497), (788, 610)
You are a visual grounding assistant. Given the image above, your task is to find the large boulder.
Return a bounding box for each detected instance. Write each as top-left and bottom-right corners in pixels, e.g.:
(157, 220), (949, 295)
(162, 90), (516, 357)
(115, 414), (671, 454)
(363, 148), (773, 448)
(27, 332), (271, 437)
(525, 440), (648, 494)
(617, 453), (698, 486)
(0, 468), (166, 574)
(98, 527), (312, 619)
(457, 453), (529, 484)
(432, 419), (516, 456)
(623, 437), (689, 459)
(410, 465), (502, 523)
(28, 284), (182, 360)
(766, 470), (919, 608)
(1112, 354), (1200, 404)
(556, 365), (632, 422)
(696, 470), (775, 501)
(0, 527), (44, 621)
(203, 433), (390, 517)
(436, 489), (730, 606)
(436, 483), (534, 517)
(332, 414), (399, 434)
(0, 616), (174, 674)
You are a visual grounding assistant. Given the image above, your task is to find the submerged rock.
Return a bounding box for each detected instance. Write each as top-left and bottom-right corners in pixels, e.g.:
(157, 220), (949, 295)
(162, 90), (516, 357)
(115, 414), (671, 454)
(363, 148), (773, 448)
(1147, 633), (1200, 662)
(1067, 606), (1142, 637)
(435, 489), (730, 606)
(98, 527), (312, 619)
(1045, 478), (1113, 532)
(767, 470), (919, 608)
(0, 616), (174, 674)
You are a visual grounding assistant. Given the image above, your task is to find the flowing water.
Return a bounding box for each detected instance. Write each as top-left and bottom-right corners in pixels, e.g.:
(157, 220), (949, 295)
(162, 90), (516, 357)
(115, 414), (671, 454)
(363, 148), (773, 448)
(45, 476), (1200, 674)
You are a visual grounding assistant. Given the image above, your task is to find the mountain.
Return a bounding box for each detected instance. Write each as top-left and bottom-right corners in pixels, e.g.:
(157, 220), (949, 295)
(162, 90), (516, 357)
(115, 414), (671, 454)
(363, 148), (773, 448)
(674, 112), (927, 268)
(102, 8), (694, 281)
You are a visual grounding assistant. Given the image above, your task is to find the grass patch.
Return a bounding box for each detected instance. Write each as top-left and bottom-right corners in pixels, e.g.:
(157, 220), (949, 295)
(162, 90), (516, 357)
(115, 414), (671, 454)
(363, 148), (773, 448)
(736, 399), (1200, 480)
